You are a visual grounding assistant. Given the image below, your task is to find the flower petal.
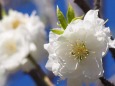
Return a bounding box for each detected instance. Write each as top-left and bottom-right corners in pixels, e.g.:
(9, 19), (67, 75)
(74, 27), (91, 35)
(84, 10), (104, 25)
(80, 53), (103, 79)
(67, 76), (84, 86)
(85, 29), (108, 57)
(55, 42), (78, 71)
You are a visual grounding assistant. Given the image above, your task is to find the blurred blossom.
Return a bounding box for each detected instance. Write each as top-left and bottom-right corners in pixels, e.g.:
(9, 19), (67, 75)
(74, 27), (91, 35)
(0, 10), (46, 71)
(33, 0), (57, 27)
(44, 10), (114, 86)
(0, 30), (31, 72)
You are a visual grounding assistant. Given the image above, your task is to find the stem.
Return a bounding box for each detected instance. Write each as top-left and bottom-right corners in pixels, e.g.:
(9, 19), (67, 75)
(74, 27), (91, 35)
(28, 69), (46, 86)
(99, 77), (115, 86)
(27, 54), (54, 86)
(74, 0), (90, 13)
(109, 48), (115, 59)
(94, 0), (101, 9)
(94, 0), (101, 17)
(0, 2), (2, 19)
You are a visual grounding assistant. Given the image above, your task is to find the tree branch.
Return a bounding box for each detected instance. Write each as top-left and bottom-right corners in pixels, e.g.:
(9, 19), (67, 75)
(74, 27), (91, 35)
(28, 69), (47, 86)
(94, 0), (101, 9)
(74, 0), (90, 13)
(27, 54), (53, 86)
(94, 0), (101, 17)
(99, 77), (115, 86)
(0, 2), (2, 19)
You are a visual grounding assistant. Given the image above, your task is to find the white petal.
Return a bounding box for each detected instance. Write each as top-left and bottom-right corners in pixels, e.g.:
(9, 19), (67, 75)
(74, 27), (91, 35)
(52, 62), (60, 76)
(44, 42), (58, 54)
(67, 77), (83, 86)
(1, 59), (20, 72)
(85, 30), (108, 57)
(64, 20), (83, 33)
(109, 39), (115, 48)
(49, 31), (60, 42)
(80, 53), (103, 79)
(103, 27), (111, 37)
(45, 54), (60, 76)
(45, 59), (54, 71)
(84, 10), (104, 25)
(55, 42), (78, 71)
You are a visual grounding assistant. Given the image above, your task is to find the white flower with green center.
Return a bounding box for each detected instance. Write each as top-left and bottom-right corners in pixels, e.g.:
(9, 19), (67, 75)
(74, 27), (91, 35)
(44, 6), (114, 86)
(0, 30), (32, 72)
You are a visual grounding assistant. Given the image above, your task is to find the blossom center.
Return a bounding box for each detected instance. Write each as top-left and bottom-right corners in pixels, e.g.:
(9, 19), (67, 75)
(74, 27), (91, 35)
(12, 20), (20, 29)
(3, 41), (17, 55)
(70, 41), (89, 61)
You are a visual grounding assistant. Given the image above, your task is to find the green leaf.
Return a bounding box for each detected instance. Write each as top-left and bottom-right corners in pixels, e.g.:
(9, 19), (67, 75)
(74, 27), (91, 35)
(2, 9), (7, 17)
(71, 16), (84, 22)
(57, 6), (67, 29)
(51, 29), (64, 35)
(67, 4), (75, 23)
(57, 22), (62, 28)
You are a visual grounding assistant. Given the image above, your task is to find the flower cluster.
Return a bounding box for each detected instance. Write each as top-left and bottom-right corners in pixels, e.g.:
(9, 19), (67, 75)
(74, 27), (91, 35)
(44, 5), (115, 86)
(0, 10), (46, 73)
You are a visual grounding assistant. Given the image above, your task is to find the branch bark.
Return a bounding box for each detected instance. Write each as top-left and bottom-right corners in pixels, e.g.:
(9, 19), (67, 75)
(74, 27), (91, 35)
(0, 3), (2, 19)
(99, 77), (115, 86)
(27, 54), (54, 86)
(74, 0), (90, 13)
(94, 0), (101, 17)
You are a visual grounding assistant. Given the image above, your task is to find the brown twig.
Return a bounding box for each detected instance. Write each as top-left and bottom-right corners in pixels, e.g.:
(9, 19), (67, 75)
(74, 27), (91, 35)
(0, 2), (2, 19)
(94, 0), (101, 9)
(94, 0), (101, 17)
(28, 69), (47, 86)
(74, 0), (90, 13)
(109, 36), (115, 59)
(27, 54), (54, 86)
(99, 77), (115, 86)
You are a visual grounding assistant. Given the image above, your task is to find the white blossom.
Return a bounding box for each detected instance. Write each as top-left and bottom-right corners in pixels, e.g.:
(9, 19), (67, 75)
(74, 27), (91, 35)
(44, 10), (114, 86)
(0, 10), (46, 71)
(0, 30), (31, 72)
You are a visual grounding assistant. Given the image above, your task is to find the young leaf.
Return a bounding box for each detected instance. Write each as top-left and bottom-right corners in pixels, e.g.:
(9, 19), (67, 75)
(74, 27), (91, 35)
(71, 16), (84, 22)
(57, 22), (62, 28)
(2, 9), (7, 17)
(67, 4), (75, 23)
(51, 29), (64, 35)
(57, 6), (67, 29)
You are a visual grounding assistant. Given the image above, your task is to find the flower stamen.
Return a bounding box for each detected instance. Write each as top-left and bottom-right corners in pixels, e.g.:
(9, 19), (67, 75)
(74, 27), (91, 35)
(12, 20), (20, 29)
(71, 41), (89, 61)
(4, 41), (17, 55)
